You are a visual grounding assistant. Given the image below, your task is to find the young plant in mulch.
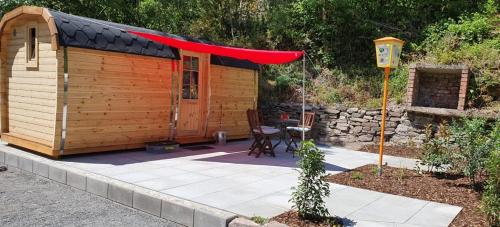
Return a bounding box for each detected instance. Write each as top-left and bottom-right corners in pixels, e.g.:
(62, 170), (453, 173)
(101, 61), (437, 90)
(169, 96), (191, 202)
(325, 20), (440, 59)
(417, 123), (452, 173)
(350, 171), (364, 180)
(290, 140), (334, 223)
(481, 122), (499, 226)
(450, 118), (495, 185)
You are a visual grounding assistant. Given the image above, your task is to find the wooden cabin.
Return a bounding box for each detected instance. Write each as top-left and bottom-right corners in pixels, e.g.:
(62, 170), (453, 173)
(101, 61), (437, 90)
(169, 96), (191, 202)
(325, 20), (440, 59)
(0, 6), (259, 157)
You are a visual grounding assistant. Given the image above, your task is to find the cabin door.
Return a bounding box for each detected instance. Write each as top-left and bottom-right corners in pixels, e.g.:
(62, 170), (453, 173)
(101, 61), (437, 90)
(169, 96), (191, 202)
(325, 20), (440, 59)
(176, 52), (207, 137)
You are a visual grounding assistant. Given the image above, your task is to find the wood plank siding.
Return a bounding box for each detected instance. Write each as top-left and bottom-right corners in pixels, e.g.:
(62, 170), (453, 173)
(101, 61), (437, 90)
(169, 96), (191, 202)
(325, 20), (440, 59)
(206, 65), (257, 139)
(58, 47), (174, 154)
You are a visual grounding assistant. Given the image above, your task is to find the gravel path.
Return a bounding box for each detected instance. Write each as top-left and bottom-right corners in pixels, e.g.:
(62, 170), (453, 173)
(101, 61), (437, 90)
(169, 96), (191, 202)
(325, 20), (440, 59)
(0, 167), (181, 227)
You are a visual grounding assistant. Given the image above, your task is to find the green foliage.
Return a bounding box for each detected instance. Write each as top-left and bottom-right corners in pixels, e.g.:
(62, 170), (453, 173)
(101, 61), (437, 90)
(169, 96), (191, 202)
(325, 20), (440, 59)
(1, 0), (496, 107)
(389, 66), (409, 104)
(450, 118), (496, 184)
(291, 140), (330, 221)
(371, 166), (379, 176)
(418, 2), (499, 107)
(482, 122), (499, 225)
(250, 216), (268, 225)
(350, 171), (364, 180)
(418, 123), (452, 173)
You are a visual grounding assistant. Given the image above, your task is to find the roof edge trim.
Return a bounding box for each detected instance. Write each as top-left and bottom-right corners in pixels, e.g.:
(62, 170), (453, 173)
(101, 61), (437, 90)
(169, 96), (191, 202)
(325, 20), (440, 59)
(0, 6), (59, 51)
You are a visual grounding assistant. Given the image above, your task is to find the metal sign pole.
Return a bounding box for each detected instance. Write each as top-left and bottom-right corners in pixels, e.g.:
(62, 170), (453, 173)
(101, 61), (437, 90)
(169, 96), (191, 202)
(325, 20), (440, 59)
(378, 67), (390, 176)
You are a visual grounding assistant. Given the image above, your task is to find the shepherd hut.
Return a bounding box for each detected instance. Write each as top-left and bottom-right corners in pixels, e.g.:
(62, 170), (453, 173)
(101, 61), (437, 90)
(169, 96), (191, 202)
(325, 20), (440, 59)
(0, 6), (259, 157)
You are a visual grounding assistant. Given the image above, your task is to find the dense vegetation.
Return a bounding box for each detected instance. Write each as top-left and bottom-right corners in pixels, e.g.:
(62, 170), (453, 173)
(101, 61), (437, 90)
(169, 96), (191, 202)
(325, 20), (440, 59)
(1, 0), (498, 108)
(418, 118), (499, 225)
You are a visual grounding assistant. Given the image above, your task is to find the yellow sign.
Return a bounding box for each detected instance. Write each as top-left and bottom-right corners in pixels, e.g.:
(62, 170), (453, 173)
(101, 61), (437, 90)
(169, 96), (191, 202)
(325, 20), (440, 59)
(374, 37), (404, 68)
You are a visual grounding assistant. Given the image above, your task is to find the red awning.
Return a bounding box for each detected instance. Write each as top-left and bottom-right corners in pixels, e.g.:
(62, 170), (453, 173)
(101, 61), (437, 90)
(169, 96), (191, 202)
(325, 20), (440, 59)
(128, 30), (304, 65)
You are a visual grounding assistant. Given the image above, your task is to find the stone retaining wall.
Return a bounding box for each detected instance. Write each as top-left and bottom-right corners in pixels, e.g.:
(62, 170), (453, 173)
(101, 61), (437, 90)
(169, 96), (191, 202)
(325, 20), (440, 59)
(261, 103), (450, 147)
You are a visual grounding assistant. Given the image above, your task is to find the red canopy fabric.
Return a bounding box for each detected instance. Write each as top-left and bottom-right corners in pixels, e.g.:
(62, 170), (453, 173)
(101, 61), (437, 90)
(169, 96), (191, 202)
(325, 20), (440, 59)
(128, 30), (304, 65)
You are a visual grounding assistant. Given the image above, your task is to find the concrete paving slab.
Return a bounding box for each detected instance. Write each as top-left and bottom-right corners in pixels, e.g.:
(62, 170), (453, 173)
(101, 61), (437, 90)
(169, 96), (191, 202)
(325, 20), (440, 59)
(193, 186), (270, 209)
(163, 178), (240, 199)
(164, 172), (212, 185)
(113, 172), (160, 183)
(347, 194), (428, 223)
(227, 199), (289, 218)
(136, 178), (185, 191)
(147, 167), (190, 177)
(325, 185), (385, 217)
(344, 220), (396, 227)
(405, 201), (462, 227)
(0, 150), (5, 163)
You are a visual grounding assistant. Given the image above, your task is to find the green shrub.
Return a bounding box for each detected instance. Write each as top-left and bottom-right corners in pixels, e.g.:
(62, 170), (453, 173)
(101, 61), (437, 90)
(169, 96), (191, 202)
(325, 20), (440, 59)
(291, 140), (330, 221)
(350, 171), (364, 180)
(418, 123), (452, 173)
(389, 66), (409, 104)
(482, 122), (499, 225)
(324, 89), (342, 104)
(250, 216), (268, 225)
(450, 118), (493, 184)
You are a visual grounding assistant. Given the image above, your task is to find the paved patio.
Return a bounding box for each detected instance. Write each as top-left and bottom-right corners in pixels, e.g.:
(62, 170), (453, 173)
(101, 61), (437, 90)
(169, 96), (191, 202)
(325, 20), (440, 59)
(2, 140), (461, 226)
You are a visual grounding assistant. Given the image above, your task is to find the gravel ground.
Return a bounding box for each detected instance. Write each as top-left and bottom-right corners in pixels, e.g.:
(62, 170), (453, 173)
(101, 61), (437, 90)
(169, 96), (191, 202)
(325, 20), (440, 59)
(0, 167), (181, 227)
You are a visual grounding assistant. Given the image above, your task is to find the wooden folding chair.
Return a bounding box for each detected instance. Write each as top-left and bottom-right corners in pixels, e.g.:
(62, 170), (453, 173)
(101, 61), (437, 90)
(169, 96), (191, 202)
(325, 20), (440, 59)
(247, 109), (263, 154)
(286, 112), (315, 156)
(246, 109), (280, 158)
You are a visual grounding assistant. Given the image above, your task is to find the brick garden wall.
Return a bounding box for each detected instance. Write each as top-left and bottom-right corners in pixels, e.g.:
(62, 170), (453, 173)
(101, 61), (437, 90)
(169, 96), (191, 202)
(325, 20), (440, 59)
(415, 73), (460, 109)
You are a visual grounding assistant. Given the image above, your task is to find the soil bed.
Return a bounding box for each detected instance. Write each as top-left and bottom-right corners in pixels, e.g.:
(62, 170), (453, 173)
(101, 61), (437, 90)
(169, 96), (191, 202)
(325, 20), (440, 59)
(360, 144), (420, 159)
(327, 164), (487, 227)
(273, 211), (343, 227)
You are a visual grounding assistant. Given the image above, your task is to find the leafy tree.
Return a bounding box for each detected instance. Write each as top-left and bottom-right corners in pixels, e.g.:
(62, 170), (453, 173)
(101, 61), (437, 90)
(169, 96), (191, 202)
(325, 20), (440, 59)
(291, 140), (330, 221)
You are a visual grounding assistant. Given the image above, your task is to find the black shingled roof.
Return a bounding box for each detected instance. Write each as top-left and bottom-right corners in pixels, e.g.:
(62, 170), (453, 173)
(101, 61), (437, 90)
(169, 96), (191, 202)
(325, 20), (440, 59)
(50, 10), (259, 70)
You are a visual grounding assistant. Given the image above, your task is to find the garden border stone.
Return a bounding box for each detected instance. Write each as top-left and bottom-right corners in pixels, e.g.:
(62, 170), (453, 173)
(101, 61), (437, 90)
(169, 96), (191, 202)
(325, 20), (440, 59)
(5, 152), (18, 167)
(33, 160), (49, 177)
(18, 157), (33, 172)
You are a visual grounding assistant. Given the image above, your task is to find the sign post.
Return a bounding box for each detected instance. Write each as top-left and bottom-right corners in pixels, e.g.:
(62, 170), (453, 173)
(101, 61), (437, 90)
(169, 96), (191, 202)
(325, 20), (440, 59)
(373, 37), (404, 176)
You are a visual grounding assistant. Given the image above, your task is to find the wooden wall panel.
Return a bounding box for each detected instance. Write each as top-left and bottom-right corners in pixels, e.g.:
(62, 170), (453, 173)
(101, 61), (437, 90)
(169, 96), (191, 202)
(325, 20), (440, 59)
(3, 18), (57, 147)
(62, 47), (173, 152)
(206, 65), (257, 139)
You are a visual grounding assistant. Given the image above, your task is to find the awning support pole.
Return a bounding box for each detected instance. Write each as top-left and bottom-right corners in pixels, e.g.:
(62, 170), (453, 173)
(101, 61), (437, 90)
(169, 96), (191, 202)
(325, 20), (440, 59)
(302, 53), (306, 141)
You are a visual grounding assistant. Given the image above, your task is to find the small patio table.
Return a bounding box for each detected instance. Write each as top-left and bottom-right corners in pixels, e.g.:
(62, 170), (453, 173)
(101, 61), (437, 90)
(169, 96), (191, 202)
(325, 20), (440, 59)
(272, 118), (300, 151)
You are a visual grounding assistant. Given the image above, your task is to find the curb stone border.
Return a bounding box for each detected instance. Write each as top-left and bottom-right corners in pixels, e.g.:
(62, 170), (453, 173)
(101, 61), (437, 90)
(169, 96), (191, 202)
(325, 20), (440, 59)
(0, 146), (237, 227)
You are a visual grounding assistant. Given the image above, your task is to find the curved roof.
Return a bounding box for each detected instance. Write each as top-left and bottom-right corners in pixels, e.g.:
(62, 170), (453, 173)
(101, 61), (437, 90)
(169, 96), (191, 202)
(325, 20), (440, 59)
(49, 9), (258, 70)
(50, 10), (180, 59)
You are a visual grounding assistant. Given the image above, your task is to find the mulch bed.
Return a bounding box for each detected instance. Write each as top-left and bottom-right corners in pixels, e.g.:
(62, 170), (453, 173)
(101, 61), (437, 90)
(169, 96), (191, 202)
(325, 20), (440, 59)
(273, 211), (343, 227)
(360, 144), (420, 159)
(327, 164), (488, 227)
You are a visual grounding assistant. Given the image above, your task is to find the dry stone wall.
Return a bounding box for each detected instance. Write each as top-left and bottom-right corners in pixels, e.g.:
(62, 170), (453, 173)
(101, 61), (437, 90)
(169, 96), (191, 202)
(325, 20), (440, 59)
(261, 103), (448, 147)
